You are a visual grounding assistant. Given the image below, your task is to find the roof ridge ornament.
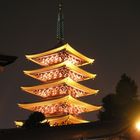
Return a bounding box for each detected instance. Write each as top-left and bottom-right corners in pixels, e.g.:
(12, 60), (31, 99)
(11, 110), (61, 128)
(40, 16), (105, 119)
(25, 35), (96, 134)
(57, 0), (64, 42)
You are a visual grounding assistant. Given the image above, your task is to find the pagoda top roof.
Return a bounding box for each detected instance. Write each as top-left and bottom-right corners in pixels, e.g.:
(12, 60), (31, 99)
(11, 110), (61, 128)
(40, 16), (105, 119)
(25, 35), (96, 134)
(0, 54), (17, 66)
(25, 43), (94, 66)
(18, 95), (101, 113)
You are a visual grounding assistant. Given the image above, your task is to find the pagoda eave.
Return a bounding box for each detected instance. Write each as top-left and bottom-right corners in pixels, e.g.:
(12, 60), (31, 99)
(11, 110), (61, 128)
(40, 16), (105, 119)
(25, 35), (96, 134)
(18, 95), (102, 116)
(23, 61), (96, 83)
(15, 115), (89, 127)
(48, 115), (89, 126)
(21, 77), (99, 98)
(23, 61), (95, 76)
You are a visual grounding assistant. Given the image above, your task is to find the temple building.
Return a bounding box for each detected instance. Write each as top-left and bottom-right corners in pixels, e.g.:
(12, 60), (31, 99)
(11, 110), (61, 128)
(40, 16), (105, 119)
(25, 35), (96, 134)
(17, 0), (101, 126)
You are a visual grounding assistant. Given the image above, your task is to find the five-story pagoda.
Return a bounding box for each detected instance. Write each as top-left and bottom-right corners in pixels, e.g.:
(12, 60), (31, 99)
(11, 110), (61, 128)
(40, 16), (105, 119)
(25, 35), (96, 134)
(18, 0), (101, 126)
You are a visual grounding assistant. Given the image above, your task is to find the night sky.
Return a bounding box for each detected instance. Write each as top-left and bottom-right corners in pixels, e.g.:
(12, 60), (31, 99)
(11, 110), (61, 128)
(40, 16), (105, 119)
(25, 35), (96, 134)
(0, 0), (140, 128)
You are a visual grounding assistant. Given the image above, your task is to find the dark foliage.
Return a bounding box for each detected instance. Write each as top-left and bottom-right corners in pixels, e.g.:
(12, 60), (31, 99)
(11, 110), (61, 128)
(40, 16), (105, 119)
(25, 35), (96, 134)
(116, 74), (138, 99)
(22, 112), (50, 129)
(98, 74), (139, 122)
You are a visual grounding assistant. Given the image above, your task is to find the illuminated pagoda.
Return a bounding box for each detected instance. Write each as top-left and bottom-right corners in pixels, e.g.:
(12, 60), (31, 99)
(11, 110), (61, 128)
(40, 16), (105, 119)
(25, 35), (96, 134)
(17, 0), (101, 126)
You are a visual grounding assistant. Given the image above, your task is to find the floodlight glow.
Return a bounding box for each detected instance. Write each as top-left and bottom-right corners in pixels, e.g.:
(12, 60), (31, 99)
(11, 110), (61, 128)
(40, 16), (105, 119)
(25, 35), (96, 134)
(135, 120), (140, 131)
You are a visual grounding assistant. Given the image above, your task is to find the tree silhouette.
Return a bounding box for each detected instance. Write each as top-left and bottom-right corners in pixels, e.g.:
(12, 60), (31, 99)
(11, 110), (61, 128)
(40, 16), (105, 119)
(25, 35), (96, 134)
(98, 74), (139, 122)
(22, 112), (50, 129)
(116, 74), (138, 99)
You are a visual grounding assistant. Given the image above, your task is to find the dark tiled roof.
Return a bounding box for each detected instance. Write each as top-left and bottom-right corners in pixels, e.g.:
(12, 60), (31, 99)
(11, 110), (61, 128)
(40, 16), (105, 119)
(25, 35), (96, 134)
(0, 120), (130, 140)
(0, 54), (17, 66)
